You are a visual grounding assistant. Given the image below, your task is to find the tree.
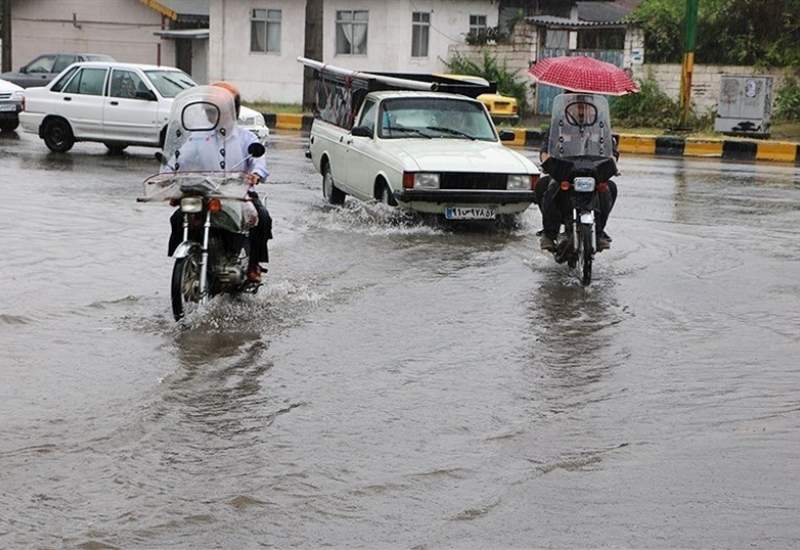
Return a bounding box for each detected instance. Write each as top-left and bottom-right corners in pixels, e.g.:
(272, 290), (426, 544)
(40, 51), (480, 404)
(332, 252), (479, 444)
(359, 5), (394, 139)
(631, 0), (800, 67)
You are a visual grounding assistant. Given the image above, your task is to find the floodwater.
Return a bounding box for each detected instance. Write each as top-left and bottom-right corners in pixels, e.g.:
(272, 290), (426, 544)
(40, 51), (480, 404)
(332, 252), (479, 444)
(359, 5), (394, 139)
(2, 130), (799, 549)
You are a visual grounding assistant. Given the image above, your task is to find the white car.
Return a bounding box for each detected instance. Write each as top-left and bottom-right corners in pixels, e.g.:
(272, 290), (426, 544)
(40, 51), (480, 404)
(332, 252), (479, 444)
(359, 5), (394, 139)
(309, 91), (539, 220)
(19, 61), (269, 153)
(0, 78), (25, 132)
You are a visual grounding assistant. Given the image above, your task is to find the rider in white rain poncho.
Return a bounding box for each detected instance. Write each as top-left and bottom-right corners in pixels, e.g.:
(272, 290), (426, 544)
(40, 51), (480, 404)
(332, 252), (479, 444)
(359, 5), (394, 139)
(162, 83), (272, 283)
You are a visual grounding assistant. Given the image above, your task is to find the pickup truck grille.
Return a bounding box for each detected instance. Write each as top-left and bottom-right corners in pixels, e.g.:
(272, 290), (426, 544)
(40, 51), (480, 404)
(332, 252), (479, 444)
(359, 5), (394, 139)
(440, 173), (508, 190)
(0, 93), (12, 100)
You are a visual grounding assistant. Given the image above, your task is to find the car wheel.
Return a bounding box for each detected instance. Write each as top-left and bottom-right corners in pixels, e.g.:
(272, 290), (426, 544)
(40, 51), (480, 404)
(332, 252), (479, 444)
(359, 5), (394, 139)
(0, 119), (19, 132)
(379, 181), (397, 207)
(43, 119), (74, 153)
(322, 163), (345, 206)
(105, 143), (128, 155)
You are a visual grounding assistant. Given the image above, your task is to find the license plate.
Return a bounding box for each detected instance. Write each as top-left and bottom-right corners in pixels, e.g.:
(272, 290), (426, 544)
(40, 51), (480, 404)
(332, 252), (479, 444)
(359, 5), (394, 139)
(444, 207), (496, 220)
(0, 103), (17, 112)
(573, 177), (596, 192)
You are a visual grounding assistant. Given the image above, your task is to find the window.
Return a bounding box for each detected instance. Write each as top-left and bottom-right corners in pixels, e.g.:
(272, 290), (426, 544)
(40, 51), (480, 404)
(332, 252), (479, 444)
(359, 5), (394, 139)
(545, 29), (568, 49)
(378, 97), (496, 141)
(358, 100), (377, 133)
(53, 55), (78, 73)
(110, 69), (150, 99)
(51, 66), (79, 92)
(411, 12), (430, 58)
(63, 68), (108, 96)
(336, 10), (368, 55)
(26, 55), (56, 74)
(251, 9), (282, 53)
(469, 14), (487, 35)
(145, 70), (196, 98)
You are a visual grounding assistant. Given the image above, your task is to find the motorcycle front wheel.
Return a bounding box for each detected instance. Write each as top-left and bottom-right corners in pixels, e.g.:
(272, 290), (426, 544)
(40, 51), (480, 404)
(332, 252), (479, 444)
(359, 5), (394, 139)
(578, 224), (593, 286)
(171, 253), (203, 320)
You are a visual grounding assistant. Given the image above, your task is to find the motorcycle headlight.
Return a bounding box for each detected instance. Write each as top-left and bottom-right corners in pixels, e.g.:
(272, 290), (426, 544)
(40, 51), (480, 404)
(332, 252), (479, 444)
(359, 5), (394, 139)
(507, 174), (530, 190)
(180, 197), (203, 213)
(414, 173), (440, 189)
(573, 177), (596, 192)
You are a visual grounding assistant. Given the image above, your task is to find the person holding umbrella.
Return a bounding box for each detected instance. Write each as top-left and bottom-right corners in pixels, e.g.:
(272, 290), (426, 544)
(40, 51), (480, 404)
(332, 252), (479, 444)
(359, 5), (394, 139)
(528, 56), (638, 252)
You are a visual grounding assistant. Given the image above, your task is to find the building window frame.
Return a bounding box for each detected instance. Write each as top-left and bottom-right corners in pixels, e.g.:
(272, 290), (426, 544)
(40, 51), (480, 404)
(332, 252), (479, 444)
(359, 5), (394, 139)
(411, 12), (430, 58)
(335, 10), (369, 56)
(250, 8), (282, 54)
(469, 14), (487, 36)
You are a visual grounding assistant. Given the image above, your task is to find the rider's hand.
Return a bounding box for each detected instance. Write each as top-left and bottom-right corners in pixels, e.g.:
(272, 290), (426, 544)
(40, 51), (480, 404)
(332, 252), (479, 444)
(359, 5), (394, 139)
(245, 173), (263, 185)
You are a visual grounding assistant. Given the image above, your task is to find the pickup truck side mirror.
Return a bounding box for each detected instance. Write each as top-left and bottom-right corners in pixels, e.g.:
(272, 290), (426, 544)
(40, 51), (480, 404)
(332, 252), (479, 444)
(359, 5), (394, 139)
(351, 126), (373, 138)
(498, 130), (516, 142)
(135, 90), (157, 101)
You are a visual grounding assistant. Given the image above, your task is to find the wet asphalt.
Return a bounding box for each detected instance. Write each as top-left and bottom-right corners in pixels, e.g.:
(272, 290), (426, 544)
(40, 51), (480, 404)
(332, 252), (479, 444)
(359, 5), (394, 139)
(1, 129), (800, 549)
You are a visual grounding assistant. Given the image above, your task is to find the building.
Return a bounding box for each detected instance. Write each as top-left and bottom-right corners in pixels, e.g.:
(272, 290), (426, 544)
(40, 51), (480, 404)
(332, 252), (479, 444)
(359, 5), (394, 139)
(5, 0), (209, 82)
(208, 0), (501, 103)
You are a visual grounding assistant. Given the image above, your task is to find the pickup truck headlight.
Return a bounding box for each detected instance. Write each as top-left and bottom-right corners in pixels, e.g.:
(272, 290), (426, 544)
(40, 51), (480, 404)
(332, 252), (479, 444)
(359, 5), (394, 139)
(414, 173), (440, 189)
(507, 174), (530, 190)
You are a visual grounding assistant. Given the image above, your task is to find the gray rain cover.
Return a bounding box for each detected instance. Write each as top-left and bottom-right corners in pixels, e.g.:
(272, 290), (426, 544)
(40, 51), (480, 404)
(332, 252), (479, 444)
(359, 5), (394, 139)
(547, 93), (613, 158)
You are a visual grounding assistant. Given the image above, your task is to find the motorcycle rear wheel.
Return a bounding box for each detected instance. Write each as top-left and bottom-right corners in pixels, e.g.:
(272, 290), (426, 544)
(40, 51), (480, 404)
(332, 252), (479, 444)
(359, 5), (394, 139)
(171, 253), (202, 320)
(578, 225), (593, 286)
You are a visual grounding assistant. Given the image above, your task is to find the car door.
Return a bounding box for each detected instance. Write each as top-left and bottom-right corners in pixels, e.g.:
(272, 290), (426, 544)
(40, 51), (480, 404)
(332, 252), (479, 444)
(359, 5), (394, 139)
(59, 66), (109, 139)
(20, 55), (57, 88)
(346, 99), (380, 199)
(103, 68), (159, 144)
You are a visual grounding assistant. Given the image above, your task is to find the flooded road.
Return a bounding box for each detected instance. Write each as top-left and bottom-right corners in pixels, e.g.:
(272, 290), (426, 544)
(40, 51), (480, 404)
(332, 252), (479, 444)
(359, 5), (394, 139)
(2, 130), (800, 549)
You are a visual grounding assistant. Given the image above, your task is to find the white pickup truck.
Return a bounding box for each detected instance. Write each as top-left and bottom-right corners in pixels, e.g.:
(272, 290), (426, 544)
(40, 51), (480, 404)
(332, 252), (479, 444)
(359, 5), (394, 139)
(308, 90), (540, 220)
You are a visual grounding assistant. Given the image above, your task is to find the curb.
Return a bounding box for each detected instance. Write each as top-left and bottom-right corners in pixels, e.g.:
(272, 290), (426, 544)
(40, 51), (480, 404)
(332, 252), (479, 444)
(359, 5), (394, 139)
(502, 128), (800, 164)
(262, 113), (800, 165)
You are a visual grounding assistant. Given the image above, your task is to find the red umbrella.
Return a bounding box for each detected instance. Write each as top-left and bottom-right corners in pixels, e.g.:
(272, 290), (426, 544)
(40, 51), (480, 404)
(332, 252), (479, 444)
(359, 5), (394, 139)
(529, 56), (639, 96)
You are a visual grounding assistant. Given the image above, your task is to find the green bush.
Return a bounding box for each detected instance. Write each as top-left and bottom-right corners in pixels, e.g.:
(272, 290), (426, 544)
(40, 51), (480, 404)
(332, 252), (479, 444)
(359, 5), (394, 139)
(445, 50), (529, 115)
(611, 77), (680, 127)
(775, 77), (800, 121)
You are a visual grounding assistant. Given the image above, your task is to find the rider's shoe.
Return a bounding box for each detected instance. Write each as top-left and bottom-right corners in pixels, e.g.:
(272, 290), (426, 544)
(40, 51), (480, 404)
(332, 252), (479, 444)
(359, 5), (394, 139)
(597, 233), (612, 251)
(246, 265), (262, 283)
(540, 233), (557, 251)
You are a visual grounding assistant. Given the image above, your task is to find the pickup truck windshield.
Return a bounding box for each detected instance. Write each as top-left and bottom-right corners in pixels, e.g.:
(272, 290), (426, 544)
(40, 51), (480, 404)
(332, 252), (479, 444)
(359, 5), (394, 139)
(378, 98), (497, 141)
(145, 70), (196, 98)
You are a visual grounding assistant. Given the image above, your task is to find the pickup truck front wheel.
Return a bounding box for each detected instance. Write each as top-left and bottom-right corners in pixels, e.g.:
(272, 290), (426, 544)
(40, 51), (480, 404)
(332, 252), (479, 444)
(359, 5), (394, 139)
(322, 164), (345, 206)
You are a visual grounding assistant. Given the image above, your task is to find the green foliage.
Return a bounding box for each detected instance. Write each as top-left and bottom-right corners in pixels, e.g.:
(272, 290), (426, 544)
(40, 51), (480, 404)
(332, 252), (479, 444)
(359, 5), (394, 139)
(465, 26), (508, 46)
(611, 77), (713, 130)
(445, 50), (529, 115)
(631, 0), (800, 67)
(611, 77), (680, 127)
(775, 77), (800, 120)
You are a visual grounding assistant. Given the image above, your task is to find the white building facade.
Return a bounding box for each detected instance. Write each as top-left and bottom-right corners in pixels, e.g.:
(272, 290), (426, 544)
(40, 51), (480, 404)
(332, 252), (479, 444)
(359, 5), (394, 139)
(208, 0), (499, 103)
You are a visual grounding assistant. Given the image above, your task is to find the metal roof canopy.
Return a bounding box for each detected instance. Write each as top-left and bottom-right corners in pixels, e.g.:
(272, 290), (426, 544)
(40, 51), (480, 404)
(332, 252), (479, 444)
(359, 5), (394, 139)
(527, 15), (630, 29)
(154, 29), (209, 39)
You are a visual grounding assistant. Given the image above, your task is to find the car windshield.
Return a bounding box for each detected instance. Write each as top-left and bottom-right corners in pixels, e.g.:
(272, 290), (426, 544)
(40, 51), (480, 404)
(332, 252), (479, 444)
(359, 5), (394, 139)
(378, 97), (497, 141)
(145, 70), (196, 98)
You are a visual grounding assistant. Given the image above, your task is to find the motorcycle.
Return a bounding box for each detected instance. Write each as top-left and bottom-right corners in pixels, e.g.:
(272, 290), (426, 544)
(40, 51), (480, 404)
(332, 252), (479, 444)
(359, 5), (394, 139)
(137, 86), (267, 320)
(540, 93), (618, 286)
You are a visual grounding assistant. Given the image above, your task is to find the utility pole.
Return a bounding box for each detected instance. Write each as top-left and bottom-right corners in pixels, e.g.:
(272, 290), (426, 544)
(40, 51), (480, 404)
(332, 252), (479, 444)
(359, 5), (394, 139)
(1, 0), (12, 73)
(302, 0), (323, 111)
(678, 0), (699, 127)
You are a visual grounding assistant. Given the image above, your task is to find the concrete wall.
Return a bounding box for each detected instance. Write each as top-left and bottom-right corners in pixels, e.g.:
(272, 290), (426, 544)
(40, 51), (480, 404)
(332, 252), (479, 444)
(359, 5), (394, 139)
(208, 0), (306, 103)
(10, 0), (174, 68)
(634, 63), (788, 112)
(321, 0), (499, 75)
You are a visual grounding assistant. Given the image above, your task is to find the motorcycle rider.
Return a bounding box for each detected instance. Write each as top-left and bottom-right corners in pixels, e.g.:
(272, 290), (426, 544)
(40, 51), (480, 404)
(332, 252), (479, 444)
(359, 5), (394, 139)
(534, 93), (618, 252)
(165, 81), (272, 283)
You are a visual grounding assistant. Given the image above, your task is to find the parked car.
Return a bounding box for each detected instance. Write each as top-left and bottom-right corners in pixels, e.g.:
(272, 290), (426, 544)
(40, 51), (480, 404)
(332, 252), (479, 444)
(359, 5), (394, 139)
(1, 53), (114, 88)
(0, 78), (25, 131)
(19, 61), (269, 153)
(309, 90), (539, 220)
(436, 74), (519, 124)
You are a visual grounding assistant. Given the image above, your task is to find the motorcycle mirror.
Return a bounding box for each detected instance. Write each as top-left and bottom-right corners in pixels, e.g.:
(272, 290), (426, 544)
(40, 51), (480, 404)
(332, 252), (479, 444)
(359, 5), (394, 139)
(247, 142), (266, 158)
